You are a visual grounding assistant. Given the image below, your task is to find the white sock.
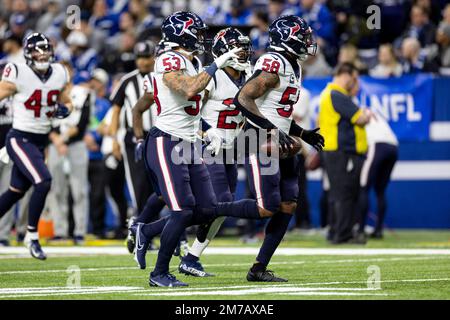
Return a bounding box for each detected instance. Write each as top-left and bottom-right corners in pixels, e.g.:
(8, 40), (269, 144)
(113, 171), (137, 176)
(189, 238), (210, 258)
(26, 231), (39, 241)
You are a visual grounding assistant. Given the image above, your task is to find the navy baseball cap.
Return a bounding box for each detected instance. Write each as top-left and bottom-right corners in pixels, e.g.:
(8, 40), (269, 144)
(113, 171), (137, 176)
(134, 41), (156, 58)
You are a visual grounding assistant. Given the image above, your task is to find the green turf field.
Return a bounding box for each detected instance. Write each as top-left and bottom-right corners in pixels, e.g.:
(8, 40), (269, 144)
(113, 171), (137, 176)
(0, 230), (449, 300)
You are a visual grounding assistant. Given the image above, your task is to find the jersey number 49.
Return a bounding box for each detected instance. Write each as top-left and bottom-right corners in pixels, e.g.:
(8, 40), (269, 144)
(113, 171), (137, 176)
(24, 89), (60, 118)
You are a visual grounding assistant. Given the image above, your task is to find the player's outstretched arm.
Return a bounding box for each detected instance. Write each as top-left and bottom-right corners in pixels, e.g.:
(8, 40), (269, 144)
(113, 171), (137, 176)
(163, 69), (212, 99)
(0, 80), (16, 101)
(132, 92), (154, 140)
(162, 47), (242, 99)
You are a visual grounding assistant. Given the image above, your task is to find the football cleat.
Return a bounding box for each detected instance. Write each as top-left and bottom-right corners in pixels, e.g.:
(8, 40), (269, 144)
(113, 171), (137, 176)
(150, 272), (188, 287)
(126, 216), (137, 254)
(24, 233), (47, 260)
(247, 269), (288, 282)
(132, 223), (150, 269)
(179, 258), (214, 277)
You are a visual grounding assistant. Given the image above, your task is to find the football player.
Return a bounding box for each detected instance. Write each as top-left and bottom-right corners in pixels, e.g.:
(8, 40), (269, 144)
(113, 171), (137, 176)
(234, 16), (325, 282)
(178, 27), (253, 277)
(0, 33), (72, 259)
(130, 11), (271, 287)
(127, 40), (190, 256)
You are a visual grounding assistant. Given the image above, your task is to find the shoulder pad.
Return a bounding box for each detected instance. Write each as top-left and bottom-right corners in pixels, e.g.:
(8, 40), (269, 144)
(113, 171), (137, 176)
(1, 62), (18, 82)
(155, 51), (187, 74)
(254, 53), (287, 75)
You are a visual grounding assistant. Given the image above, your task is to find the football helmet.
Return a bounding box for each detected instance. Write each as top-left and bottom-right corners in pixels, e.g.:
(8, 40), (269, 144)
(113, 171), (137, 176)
(24, 33), (54, 71)
(212, 27), (252, 71)
(268, 15), (317, 61)
(161, 11), (208, 55)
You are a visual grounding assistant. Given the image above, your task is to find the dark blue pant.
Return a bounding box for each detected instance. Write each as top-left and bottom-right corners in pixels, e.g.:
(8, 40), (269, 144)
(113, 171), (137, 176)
(245, 153), (299, 213)
(205, 150), (237, 203)
(143, 128), (217, 211)
(144, 127), (218, 275)
(0, 129), (51, 230)
(359, 143), (398, 232)
(5, 129), (51, 191)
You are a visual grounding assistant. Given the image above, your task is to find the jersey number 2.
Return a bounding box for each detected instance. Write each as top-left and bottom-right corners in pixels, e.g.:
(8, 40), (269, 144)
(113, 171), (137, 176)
(24, 89), (60, 117)
(217, 98), (240, 129)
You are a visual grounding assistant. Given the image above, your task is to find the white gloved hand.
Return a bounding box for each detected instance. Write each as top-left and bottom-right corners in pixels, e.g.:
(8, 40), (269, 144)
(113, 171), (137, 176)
(204, 128), (223, 156)
(214, 47), (242, 69)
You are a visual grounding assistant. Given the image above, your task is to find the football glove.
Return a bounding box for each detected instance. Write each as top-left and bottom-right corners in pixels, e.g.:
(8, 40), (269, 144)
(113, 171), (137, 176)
(204, 128), (223, 156)
(54, 103), (71, 119)
(134, 139), (145, 162)
(278, 130), (295, 154)
(301, 128), (325, 152)
(214, 47), (242, 69)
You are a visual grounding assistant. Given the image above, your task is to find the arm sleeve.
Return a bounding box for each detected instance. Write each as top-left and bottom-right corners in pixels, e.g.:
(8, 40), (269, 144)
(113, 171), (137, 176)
(76, 95), (91, 135)
(330, 90), (361, 122)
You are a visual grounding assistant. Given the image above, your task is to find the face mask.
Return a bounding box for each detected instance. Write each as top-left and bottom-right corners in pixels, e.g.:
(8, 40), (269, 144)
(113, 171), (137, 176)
(224, 58), (250, 71)
(34, 61), (50, 71)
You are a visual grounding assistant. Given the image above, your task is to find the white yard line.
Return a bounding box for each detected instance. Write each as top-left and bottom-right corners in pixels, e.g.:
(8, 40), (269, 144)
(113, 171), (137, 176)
(0, 266), (137, 275)
(0, 287), (147, 299)
(1, 247), (450, 256)
(1, 277), (448, 299)
(1, 256), (448, 276)
(136, 286), (389, 297)
(134, 278), (450, 296)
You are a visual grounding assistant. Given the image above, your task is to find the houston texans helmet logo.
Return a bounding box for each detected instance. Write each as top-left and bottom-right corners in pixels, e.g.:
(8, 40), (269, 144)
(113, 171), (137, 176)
(276, 19), (302, 41)
(170, 16), (195, 36)
(213, 29), (227, 46)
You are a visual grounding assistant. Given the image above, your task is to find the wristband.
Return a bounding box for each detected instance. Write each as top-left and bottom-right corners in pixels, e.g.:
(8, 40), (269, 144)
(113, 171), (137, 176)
(289, 121), (304, 137)
(204, 62), (218, 77)
(233, 96), (276, 130)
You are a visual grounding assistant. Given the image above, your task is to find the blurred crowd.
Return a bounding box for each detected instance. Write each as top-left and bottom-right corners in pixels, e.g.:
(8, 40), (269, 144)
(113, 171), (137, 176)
(2, 0), (450, 78)
(0, 0), (449, 244)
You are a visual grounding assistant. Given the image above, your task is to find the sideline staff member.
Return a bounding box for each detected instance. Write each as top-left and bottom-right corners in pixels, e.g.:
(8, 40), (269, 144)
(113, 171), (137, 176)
(318, 62), (372, 244)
